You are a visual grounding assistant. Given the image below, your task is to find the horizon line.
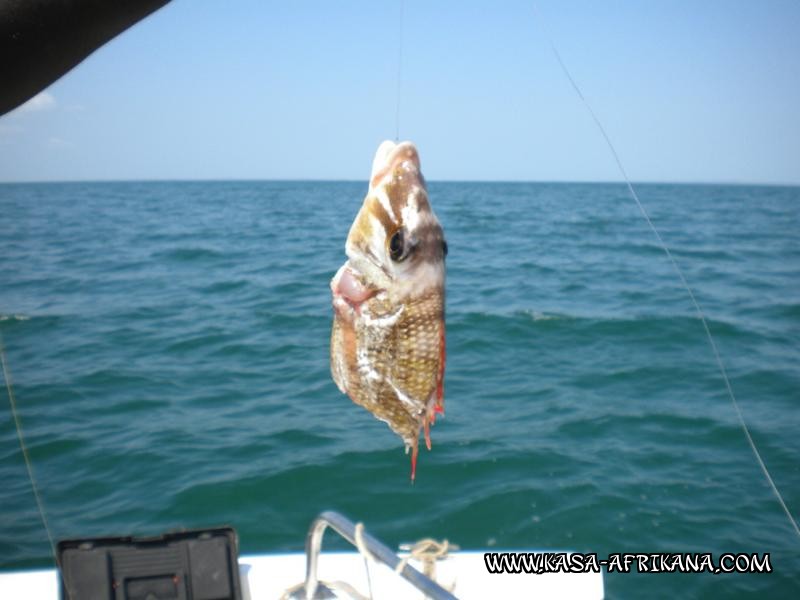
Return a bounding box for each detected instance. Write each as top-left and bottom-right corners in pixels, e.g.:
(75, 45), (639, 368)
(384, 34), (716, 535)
(1, 177), (799, 188)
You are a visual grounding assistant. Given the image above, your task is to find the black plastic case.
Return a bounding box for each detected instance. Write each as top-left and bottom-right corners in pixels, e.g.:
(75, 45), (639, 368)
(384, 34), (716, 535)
(57, 527), (242, 600)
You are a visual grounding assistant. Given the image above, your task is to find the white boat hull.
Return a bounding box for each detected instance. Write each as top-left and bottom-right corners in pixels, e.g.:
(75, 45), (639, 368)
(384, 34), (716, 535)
(0, 550), (603, 599)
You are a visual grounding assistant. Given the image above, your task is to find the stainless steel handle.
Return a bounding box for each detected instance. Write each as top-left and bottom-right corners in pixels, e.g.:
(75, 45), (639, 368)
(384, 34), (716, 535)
(301, 510), (459, 600)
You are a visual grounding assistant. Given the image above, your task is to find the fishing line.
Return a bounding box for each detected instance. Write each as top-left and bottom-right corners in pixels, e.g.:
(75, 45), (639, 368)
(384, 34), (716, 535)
(531, 3), (800, 538)
(0, 330), (60, 562)
(394, 0), (405, 141)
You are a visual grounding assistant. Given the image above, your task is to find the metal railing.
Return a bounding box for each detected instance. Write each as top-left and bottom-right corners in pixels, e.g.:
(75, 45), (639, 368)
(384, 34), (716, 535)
(296, 510), (459, 600)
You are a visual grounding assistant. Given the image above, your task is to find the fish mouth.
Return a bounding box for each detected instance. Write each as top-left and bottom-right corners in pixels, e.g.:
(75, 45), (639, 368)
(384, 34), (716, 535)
(331, 264), (381, 310)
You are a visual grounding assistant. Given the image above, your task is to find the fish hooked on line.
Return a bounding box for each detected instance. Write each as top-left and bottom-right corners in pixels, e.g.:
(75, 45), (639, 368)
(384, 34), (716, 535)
(330, 141), (447, 481)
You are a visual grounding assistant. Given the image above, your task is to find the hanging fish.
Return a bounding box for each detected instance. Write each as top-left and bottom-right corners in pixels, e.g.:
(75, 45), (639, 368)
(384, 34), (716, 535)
(330, 140), (447, 481)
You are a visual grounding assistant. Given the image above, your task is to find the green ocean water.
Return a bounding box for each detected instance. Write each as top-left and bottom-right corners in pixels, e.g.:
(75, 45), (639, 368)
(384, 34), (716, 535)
(0, 180), (798, 598)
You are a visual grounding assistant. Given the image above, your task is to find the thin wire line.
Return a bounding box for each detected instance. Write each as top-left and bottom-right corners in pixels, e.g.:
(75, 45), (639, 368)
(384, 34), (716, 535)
(0, 331), (59, 562)
(531, 3), (800, 538)
(395, 0), (405, 142)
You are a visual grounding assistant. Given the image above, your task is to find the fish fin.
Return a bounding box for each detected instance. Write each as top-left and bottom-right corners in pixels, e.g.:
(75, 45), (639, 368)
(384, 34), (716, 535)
(423, 417), (432, 451)
(410, 440), (419, 482)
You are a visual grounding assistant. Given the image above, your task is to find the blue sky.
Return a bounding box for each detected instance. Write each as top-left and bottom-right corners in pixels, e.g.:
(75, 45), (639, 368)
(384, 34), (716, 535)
(1, 0), (798, 183)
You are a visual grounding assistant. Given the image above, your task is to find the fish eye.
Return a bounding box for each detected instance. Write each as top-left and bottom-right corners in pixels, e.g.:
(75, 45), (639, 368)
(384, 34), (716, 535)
(442, 240), (448, 257)
(389, 229), (405, 261)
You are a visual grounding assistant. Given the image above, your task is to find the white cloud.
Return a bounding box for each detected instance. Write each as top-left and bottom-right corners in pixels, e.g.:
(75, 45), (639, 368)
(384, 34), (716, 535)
(17, 91), (57, 113)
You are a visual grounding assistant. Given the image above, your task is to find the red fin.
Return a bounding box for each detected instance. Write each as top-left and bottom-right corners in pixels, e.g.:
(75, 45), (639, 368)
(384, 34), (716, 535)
(423, 417), (432, 451)
(410, 443), (419, 482)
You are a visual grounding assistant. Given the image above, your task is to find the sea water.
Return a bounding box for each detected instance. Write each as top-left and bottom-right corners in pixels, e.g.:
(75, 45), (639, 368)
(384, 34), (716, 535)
(1, 180), (798, 598)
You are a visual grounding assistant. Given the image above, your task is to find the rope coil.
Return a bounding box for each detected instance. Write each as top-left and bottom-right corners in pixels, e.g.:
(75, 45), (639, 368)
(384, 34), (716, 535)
(396, 538), (458, 596)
